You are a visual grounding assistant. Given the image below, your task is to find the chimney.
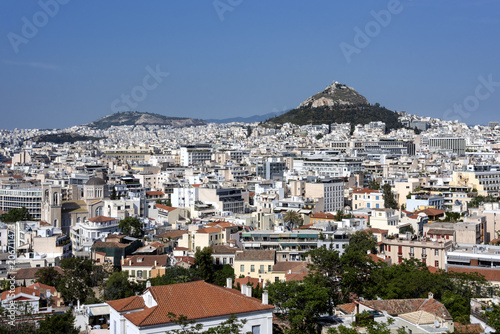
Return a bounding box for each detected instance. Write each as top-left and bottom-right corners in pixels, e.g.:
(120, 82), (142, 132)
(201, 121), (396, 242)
(154, 260), (157, 267)
(146, 280), (151, 289)
(226, 277), (232, 289)
(428, 292), (434, 299)
(246, 285), (252, 297)
(241, 284), (247, 295)
(262, 290), (268, 305)
(129, 260), (132, 266)
(258, 277), (262, 284)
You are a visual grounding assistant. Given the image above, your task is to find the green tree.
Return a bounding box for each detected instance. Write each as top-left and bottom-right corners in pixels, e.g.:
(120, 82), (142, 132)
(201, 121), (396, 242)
(150, 266), (200, 286)
(0, 207), (31, 222)
(110, 187), (118, 200)
(119, 216), (144, 237)
(213, 264), (235, 287)
(166, 313), (249, 334)
(336, 210), (344, 220)
(283, 211), (303, 228)
(35, 267), (62, 287)
(194, 247), (216, 283)
(485, 303), (500, 332)
(37, 310), (79, 334)
(57, 257), (108, 305)
(382, 184), (398, 209)
(315, 133), (324, 140)
(268, 280), (329, 334)
(305, 245), (342, 314)
(103, 271), (135, 301)
(368, 180), (380, 190)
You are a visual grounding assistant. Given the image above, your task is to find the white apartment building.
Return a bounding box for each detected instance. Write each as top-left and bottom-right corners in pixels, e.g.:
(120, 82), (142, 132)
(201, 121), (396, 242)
(70, 216), (120, 257)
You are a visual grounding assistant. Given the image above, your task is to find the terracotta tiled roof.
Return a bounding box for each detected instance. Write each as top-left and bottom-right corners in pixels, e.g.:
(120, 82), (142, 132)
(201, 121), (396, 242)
(1, 287), (40, 300)
(448, 266), (500, 282)
(206, 221), (237, 228)
(115, 281), (274, 327)
(122, 255), (169, 268)
(235, 276), (261, 287)
(353, 188), (380, 194)
(337, 303), (356, 314)
(415, 208), (445, 216)
(88, 215), (116, 223)
(107, 295), (145, 312)
(175, 256), (195, 265)
(157, 230), (188, 239)
(154, 204), (178, 212)
(146, 191), (165, 196)
(365, 227), (388, 234)
(361, 298), (452, 320)
(149, 241), (165, 248)
(92, 241), (129, 249)
(12, 267), (63, 280)
(197, 227), (222, 234)
(310, 212), (336, 219)
(235, 250), (275, 261)
(212, 245), (239, 254)
(454, 323), (483, 333)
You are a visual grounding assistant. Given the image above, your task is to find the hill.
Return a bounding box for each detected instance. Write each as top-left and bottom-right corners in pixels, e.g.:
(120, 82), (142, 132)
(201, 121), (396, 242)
(205, 111), (289, 124)
(85, 111), (206, 129)
(266, 81), (404, 130)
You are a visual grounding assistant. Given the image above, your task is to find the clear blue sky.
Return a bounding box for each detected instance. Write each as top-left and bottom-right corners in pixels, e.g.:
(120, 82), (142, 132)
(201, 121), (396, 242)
(1, 0), (499, 129)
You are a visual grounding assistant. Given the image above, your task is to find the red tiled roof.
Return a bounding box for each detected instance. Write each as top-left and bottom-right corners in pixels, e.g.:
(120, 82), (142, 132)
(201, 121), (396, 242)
(88, 215), (116, 222)
(353, 188), (380, 194)
(235, 276), (261, 287)
(175, 256), (195, 265)
(454, 323), (483, 333)
(197, 227), (222, 234)
(206, 221), (237, 228)
(337, 303), (356, 314)
(415, 208), (445, 216)
(107, 295), (145, 312)
(360, 298), (452, 320)
(447, 266), (500, 282)
(1, 287), (40, 300)
(115, 281), (274, 327)
(157, 230), (188, 239)
(122, 255), (169, 268)
(146, 191), (165, 196)
(310, 212), (336, 219)
(365, 227), (388, 234)
(154, 204), (178, 212)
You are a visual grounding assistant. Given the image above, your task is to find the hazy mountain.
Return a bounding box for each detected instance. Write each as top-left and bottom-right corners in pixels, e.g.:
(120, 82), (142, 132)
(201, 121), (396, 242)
(85, 111), (207, 129)
(205, 111), (289, 124)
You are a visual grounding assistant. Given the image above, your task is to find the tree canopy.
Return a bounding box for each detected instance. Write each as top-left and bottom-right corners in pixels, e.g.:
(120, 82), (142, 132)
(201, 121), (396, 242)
(119, 216), (144, 237)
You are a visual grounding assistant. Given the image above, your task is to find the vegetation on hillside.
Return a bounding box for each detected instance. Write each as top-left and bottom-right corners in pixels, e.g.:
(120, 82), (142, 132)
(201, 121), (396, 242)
(266, 103), (404, 131)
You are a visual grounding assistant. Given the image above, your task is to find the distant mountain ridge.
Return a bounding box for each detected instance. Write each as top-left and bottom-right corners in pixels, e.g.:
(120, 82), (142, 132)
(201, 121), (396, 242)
(85, 111), (206, 129)
(266, 81), (404, 130)
(205, 111), (289, 124)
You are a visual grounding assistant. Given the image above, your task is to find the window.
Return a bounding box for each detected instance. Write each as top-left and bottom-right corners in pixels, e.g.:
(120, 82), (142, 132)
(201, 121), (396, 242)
(435, 261), (439, 267)
(435, 249), (439, 256)
(137, 270), (143, 278)
(251, 265), (255, 272)
(240, 265), (244, 272)
(376, 204), (379, 208)
(252, 325), (261, 334)
(275, 277), (280, 282)
(260, 265), (264, 273)
(268, 265), (272, 272)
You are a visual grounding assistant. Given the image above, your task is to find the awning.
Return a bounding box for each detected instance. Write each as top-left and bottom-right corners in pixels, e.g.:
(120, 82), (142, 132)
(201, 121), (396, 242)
(88, 305), (110, 316)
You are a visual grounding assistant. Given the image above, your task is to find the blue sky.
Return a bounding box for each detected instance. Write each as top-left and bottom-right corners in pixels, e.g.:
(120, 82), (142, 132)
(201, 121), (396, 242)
(1, 0), (499, 129)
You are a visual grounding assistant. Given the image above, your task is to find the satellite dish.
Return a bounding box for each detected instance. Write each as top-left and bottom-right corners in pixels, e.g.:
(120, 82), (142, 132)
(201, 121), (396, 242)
(434, 319), (440, 328)
(470, 301), (475, 307)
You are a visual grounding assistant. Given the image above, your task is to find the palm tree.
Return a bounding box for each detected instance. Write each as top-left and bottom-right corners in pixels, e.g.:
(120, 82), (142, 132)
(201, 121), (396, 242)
(283, 211), (303, 228)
